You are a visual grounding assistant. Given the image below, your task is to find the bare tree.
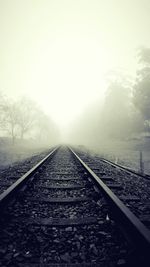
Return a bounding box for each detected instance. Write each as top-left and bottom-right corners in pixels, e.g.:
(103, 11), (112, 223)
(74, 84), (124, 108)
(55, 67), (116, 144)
(0, 92), (59, 145)
(16, 97), (38, 140)
(0, 94), (39, 143)
(0, 96), (19, 144)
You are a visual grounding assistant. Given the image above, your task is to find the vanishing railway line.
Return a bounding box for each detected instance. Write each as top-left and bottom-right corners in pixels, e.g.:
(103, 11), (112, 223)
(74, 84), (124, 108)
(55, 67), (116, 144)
(0, 146), (150, 266)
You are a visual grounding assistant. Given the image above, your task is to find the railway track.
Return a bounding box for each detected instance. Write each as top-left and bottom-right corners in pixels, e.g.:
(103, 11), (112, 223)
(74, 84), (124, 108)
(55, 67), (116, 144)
(0, 149), (55, 195)
(0, 146), (150, 266)
(74, 148), (150, 229)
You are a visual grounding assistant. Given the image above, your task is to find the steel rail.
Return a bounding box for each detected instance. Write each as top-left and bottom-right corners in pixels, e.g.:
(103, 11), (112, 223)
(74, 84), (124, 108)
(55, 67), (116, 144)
(69, 147), (150, 265)
(0, 147), (58, 209)
(101, 157), (150, 179)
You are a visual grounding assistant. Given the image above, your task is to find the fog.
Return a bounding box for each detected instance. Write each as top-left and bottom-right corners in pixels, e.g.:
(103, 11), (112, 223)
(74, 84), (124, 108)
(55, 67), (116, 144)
(67, 62), (148, 149)
(0, 1), (150, 165)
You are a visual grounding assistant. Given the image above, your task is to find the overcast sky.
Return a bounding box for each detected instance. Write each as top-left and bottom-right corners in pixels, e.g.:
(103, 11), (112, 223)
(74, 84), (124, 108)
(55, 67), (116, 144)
(0, 0), (150, 128)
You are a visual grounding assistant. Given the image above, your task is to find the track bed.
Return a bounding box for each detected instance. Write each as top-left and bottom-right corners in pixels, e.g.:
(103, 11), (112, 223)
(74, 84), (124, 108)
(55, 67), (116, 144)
(0, 147), (149, 266)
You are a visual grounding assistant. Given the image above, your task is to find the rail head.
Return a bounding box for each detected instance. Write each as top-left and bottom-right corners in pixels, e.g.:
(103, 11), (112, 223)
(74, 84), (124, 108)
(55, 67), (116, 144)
(101, 158), (150, 180)
(69, 147), (150, 264)
(0, 147), (58, 208)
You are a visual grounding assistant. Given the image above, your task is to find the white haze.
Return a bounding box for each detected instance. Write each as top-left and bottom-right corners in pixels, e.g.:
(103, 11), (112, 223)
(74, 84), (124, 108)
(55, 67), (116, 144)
(0, 0), (150, 140)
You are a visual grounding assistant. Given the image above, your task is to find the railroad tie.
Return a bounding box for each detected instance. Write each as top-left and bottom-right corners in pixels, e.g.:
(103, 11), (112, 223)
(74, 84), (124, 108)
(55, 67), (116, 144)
(99, 176), (114, 182)
(17, 262), (102, 267)
(104, 182), (123, 190)
(25, 216), (99, 226)
(36, 184), (85, 189)
(27, 196), (90, 203)
(120, 196), (140, 202)
(41, 177), (82, 181)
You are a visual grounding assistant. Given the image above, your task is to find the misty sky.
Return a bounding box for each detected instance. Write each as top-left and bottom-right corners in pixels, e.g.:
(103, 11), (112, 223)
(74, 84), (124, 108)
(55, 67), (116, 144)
(0, 0), (150, 129)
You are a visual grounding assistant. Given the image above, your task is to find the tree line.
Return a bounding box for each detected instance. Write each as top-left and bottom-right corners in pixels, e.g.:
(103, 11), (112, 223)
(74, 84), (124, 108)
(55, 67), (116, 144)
(103, 46), (150, 139)
(0, 94), (59, 145)
(69, 47), (150, 145)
